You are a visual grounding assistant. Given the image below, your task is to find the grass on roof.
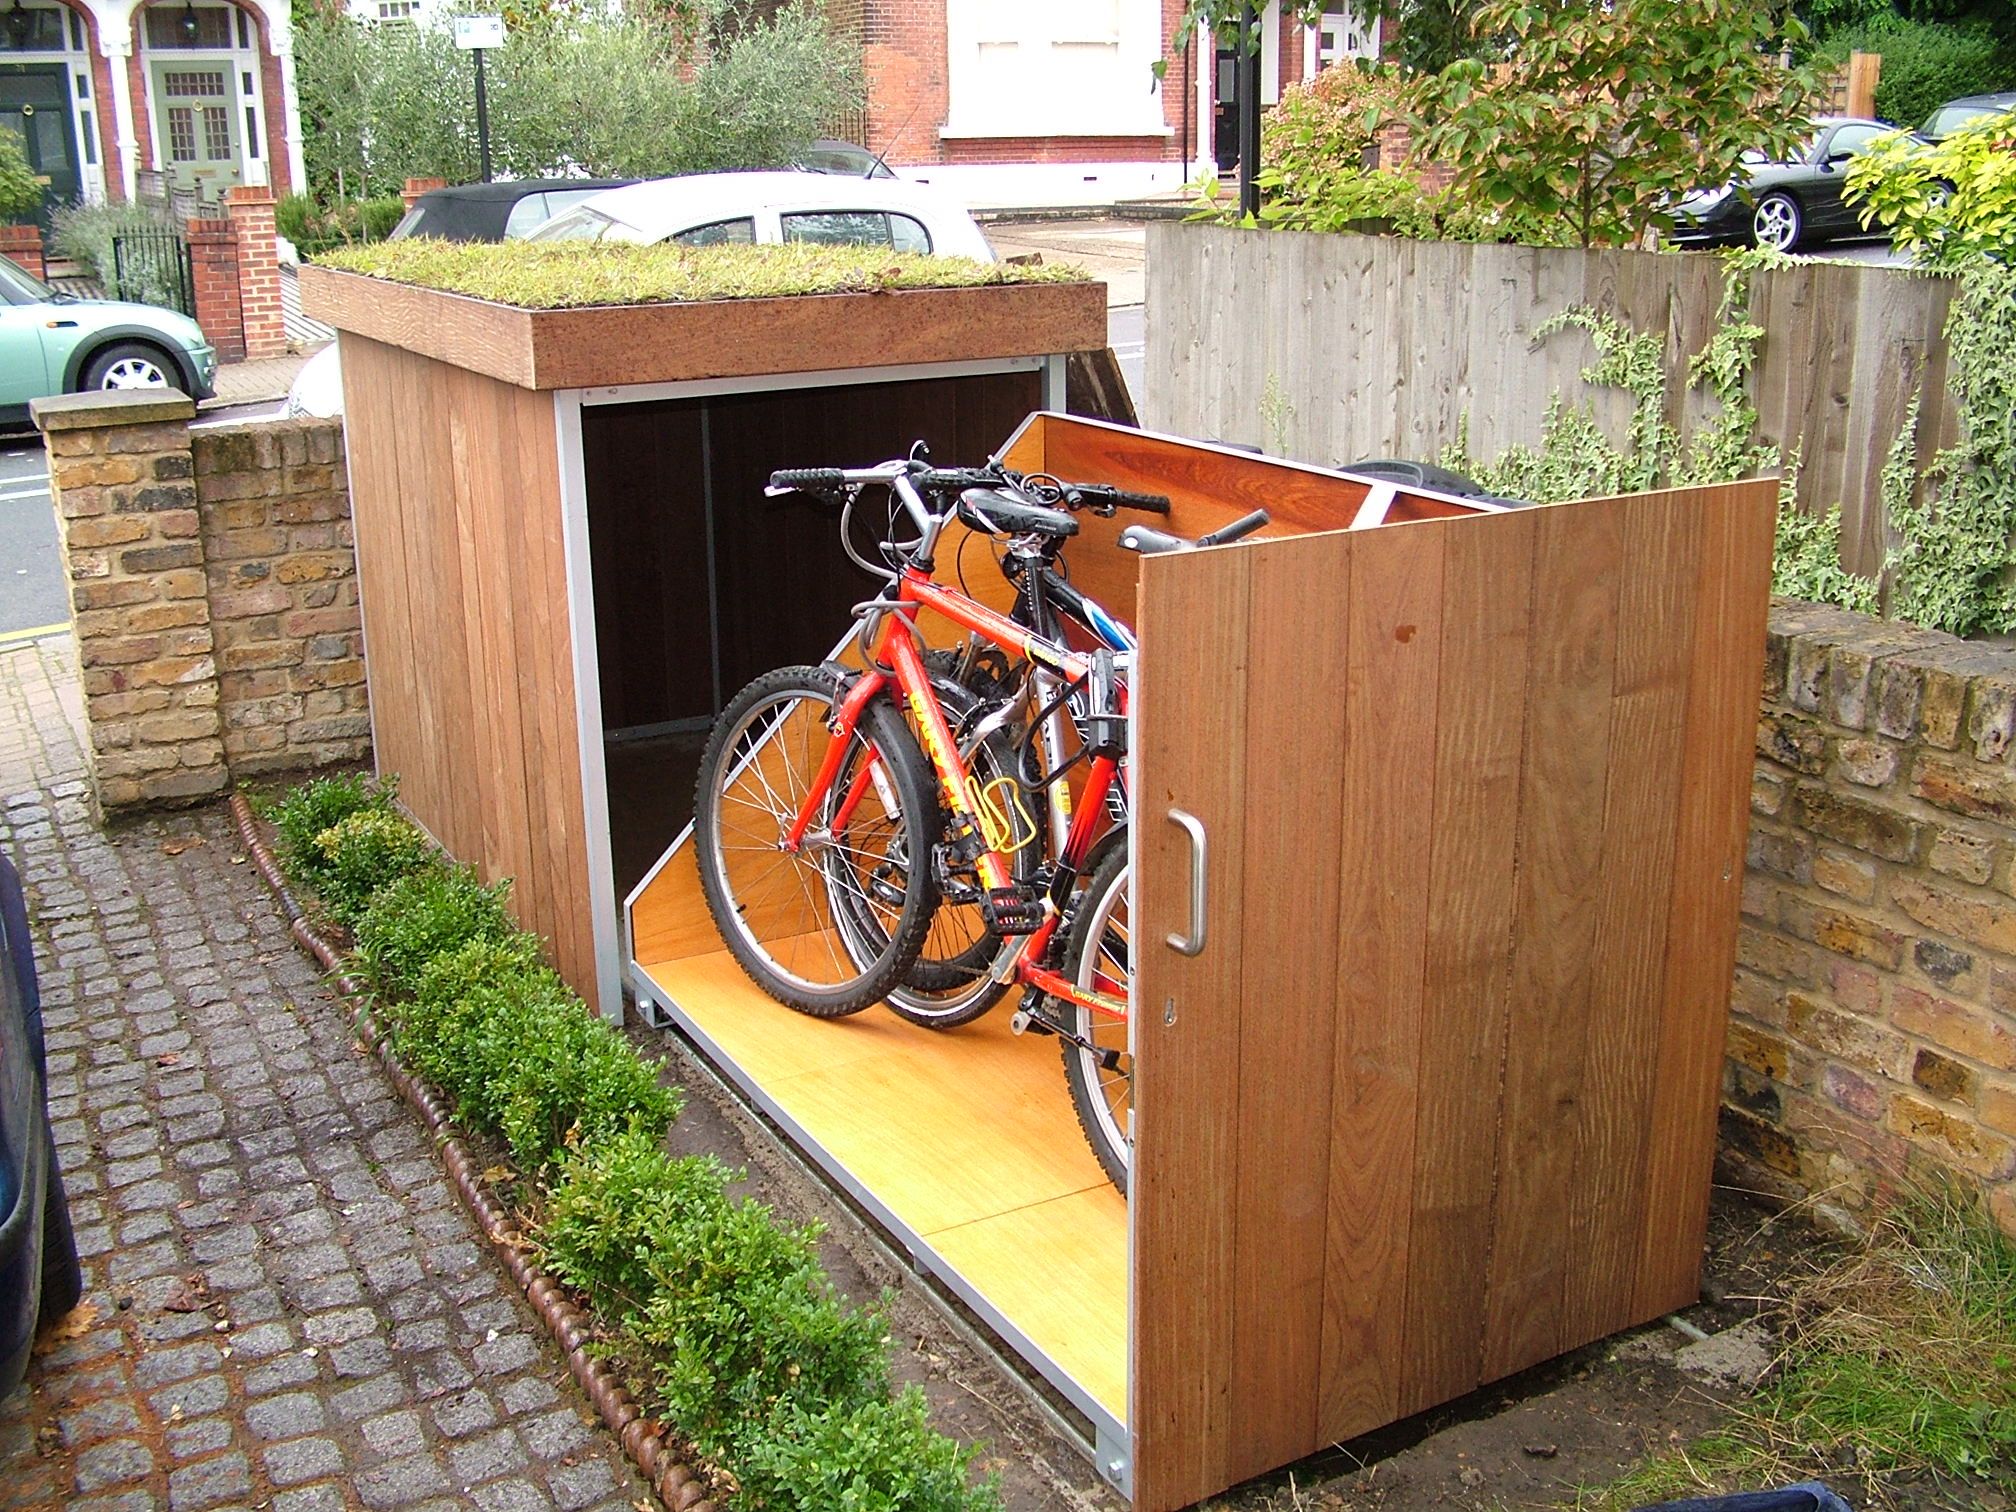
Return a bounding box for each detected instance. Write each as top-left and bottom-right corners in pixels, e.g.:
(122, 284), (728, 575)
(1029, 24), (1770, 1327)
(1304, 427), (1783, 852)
(313, 237), (1088, 308)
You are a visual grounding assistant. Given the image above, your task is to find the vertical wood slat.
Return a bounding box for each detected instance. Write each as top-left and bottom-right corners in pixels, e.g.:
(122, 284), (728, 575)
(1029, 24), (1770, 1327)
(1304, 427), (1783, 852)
(1131, 544), (1253, 1512)
(1225, 533), (1350, 1480)
(1562, 496), (1701, 1340)
(1480, 500), (1623, 1381)
(338, 334), (597, 1002)
(1635, 482), (1779, 1314)
(1318, 522), (1445, 1444)
(1146, 225), (1955, 580)
(1399, 512), (1537, 1417)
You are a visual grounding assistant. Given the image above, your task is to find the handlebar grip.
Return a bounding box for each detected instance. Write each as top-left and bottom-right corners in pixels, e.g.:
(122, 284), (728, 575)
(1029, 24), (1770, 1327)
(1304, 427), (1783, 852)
(1197, 509), (1271, 547)
(769, 468), (846, 491)
(916, 467), (1001, 494)
(1113, 488), (1172, 515)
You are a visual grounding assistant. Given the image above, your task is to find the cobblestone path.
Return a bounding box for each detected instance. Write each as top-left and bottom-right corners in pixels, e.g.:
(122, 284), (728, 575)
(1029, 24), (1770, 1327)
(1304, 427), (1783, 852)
(0, 635), (649, 1512)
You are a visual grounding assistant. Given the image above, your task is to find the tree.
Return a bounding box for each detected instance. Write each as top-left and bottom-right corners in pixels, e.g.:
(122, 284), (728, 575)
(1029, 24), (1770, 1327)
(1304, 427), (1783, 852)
(1844, 113), (2016, 268)
(0, 125), (42, 223)
(293, 0), (863, 199)
(1407, 0), (1821, 248)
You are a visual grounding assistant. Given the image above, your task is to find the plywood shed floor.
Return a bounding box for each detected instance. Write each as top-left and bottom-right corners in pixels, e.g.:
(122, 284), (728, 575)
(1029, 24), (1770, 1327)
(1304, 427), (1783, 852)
(635, 907), (1128, 1424)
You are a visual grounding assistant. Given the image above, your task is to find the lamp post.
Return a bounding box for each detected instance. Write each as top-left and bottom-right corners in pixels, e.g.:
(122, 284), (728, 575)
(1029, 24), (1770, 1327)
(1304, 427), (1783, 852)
(452, 15), (505, 184)
(1237, 0), (1261, 220)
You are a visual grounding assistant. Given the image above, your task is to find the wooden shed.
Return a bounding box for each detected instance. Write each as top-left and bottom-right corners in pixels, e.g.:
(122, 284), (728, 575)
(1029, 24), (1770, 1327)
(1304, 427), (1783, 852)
(307, 267), (1775, 1512)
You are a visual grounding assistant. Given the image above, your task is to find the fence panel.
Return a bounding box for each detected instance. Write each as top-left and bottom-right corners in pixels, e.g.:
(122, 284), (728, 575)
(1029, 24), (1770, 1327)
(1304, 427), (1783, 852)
(111, 225), (196, 319)
(1144, 225), (1956, 578)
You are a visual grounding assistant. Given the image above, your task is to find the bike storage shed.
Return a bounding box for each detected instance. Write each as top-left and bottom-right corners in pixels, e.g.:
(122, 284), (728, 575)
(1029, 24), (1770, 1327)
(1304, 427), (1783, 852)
(306, 264), (1776, 1512)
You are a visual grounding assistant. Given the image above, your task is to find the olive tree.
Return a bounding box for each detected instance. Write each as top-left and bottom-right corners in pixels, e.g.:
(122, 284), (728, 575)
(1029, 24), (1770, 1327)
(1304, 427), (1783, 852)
(295, 0), (863, 198)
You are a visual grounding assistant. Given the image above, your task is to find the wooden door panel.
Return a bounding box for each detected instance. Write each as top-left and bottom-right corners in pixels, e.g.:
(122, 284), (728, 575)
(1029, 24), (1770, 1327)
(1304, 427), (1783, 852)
(1132, 481), (1775, 1512)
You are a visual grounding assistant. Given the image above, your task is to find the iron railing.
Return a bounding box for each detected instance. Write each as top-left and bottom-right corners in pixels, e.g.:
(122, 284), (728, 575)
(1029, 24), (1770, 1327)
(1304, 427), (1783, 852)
(110, 225), (196, 317)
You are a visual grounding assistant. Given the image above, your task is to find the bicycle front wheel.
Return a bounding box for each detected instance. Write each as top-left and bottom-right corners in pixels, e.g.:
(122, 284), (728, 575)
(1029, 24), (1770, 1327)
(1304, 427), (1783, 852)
(694, 666), (940, 1017)
(1060, 835), (1131, 1193)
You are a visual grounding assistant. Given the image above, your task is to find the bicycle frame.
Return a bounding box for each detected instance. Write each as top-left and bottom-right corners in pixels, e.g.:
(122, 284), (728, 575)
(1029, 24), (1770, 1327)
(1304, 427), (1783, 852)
(783, 563), (1128, 1024)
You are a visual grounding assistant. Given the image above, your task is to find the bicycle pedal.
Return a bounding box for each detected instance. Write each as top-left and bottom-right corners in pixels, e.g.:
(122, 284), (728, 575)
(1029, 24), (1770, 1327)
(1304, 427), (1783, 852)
(979, 887), (1044, 935)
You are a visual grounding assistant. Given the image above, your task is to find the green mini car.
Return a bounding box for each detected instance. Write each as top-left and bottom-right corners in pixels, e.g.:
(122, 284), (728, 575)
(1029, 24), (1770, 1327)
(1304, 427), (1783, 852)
(0, 254), (216, 427)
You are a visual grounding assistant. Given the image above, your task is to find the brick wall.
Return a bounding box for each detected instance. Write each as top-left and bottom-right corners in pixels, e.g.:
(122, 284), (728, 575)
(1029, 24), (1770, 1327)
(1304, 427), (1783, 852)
(32, 392), (363, 816)
(1730, 600), (2016, 1238)
(193, 423), (367, 776)
(187, 218), (245, 363)
(225, 187), (285, 361)
(0, 222), (46, 280)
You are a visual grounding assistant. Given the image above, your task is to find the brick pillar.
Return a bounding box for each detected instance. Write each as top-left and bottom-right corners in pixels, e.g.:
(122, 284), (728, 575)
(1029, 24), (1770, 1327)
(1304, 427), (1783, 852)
(224, 186), (286, 360)
(401, 176), (447, 211)
(0, 222), (46, 280)
(186, 217), (246, 363)
(29, 390), (228, 817)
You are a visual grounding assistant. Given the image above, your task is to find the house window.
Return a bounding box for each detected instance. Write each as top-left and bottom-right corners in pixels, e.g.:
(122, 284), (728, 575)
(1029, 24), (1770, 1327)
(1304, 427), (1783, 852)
(167, 107), (197, 161)
(943, 0), (1165, 138)
(202, 103), (231, 159)
(145, 7), (236, 48)
(0, 6), (66, 51)
(376, 2), (418, 20)
(163, 69), (229, 98)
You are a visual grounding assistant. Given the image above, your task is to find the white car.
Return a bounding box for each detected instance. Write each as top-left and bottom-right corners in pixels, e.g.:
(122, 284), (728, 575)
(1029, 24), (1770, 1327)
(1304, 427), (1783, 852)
(287, 172), (995, 418)
(525, 171), (996, 263)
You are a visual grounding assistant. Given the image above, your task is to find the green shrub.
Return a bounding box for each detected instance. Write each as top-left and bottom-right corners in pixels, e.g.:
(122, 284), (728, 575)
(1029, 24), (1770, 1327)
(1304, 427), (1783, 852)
(541, 1128), (737, 1310)
(0, 126), (41, 223)
(742, 1391), (999, 1512)
(1815, 18), (2015, 133)
(257, 770), (399, 900)
(48, 199), (178, 299)
(277, 192), (406, 255)
(393, 950), (679, 1171)
(313, 807), (440, 925)
(1846, 112), (2016, 268)
(351, 864), (517, 1001)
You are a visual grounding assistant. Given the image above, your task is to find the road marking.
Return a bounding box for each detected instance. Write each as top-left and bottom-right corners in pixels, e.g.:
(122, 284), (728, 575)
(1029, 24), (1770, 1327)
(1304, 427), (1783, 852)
(0, 620), (69, 646)
(0, 480), (51, 501)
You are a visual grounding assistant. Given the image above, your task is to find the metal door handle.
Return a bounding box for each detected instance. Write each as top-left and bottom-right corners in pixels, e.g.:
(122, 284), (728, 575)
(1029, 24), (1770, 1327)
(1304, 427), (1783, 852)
(1165, 808), (1207, 956)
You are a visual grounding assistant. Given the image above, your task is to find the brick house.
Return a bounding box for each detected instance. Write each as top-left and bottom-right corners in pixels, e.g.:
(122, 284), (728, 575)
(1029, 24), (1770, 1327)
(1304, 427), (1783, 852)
(835, 0), (1384, 203)
(0, 0), (305, 217)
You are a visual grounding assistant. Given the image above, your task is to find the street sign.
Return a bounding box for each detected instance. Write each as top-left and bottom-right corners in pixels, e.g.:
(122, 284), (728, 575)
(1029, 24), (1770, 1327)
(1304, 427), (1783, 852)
(453, 15), (505, 50)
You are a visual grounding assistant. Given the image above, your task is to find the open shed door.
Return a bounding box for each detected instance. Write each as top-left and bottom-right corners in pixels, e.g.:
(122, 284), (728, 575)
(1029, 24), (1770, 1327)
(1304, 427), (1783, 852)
(1128, 481), (1774, 1512)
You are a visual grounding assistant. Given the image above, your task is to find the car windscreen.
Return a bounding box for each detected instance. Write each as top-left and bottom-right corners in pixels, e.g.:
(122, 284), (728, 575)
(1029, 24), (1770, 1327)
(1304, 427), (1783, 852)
(527, 207), (620, 243)
(0, 256), (54, 305)
(1925, 103), (1994, 138)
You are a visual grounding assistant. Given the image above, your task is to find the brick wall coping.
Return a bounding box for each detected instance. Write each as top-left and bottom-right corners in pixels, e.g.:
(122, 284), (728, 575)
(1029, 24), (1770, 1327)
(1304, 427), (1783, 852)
(1767, 598), (2016, 761)
(32, 390), (198, 431)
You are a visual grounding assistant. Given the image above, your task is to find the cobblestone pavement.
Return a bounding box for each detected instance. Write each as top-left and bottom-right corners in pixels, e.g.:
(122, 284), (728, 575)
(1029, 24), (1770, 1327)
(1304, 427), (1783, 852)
(0, 635), (650, 1512)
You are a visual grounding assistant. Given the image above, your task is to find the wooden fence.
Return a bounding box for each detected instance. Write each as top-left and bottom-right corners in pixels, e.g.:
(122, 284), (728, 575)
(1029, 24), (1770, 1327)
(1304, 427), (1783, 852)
(1143, 224), (1957, 578)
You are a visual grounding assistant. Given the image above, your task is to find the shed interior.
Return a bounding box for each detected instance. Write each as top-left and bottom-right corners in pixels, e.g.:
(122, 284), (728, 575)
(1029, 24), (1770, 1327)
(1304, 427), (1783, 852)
(581, 369), (1043, 899)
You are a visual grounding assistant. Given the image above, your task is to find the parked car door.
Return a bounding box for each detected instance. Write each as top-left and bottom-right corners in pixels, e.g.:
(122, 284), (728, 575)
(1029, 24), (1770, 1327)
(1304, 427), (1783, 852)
(0, 276), (53, 408)
(1806, 121), (1887, 234)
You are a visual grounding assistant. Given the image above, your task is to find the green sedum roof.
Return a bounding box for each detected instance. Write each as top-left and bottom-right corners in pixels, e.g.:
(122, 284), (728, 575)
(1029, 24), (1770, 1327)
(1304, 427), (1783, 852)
(314, 238), (1088, 309)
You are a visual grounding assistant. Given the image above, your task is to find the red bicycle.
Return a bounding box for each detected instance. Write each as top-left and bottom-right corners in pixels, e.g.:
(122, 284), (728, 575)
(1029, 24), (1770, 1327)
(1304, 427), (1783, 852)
(691, 452), (1266, 1188)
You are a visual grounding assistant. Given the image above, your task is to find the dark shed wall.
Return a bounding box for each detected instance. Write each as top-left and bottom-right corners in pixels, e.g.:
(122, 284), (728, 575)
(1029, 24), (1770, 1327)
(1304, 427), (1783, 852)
(582, 370), (1043, 733)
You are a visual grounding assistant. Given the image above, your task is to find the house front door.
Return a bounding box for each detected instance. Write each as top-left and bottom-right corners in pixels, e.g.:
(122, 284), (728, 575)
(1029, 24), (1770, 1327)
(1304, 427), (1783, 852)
(151, 62), (240, 200)
(0, 63), (79, 224)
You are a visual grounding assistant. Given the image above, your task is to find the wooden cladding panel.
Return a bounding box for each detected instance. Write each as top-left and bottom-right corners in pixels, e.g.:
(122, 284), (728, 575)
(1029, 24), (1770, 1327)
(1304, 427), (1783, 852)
(339, 333), (598, 1000)
(1132, 479), (1774, 1512)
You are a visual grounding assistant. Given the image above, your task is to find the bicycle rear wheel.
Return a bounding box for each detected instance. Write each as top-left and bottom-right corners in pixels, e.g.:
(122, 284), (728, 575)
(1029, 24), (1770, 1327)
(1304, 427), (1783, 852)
(1060, 835), (1131, 1192)
(694, 666), (939, 1017)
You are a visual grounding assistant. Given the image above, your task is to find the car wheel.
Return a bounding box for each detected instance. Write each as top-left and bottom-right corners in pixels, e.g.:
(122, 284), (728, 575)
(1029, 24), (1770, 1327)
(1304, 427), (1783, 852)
(1752, 192), (1802, 252)
(1926, 179), (1956, 211)
(80, 341), (177, 392)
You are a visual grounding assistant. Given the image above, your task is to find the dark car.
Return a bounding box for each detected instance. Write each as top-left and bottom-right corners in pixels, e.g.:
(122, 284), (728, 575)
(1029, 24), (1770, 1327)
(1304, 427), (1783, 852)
(0, 851), (82, 1396)
(794, 139), (896, 178)
(1670, 117), (1903, 251)
(1920, 90), (2016, 143)
(388, 178), (638, 243)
